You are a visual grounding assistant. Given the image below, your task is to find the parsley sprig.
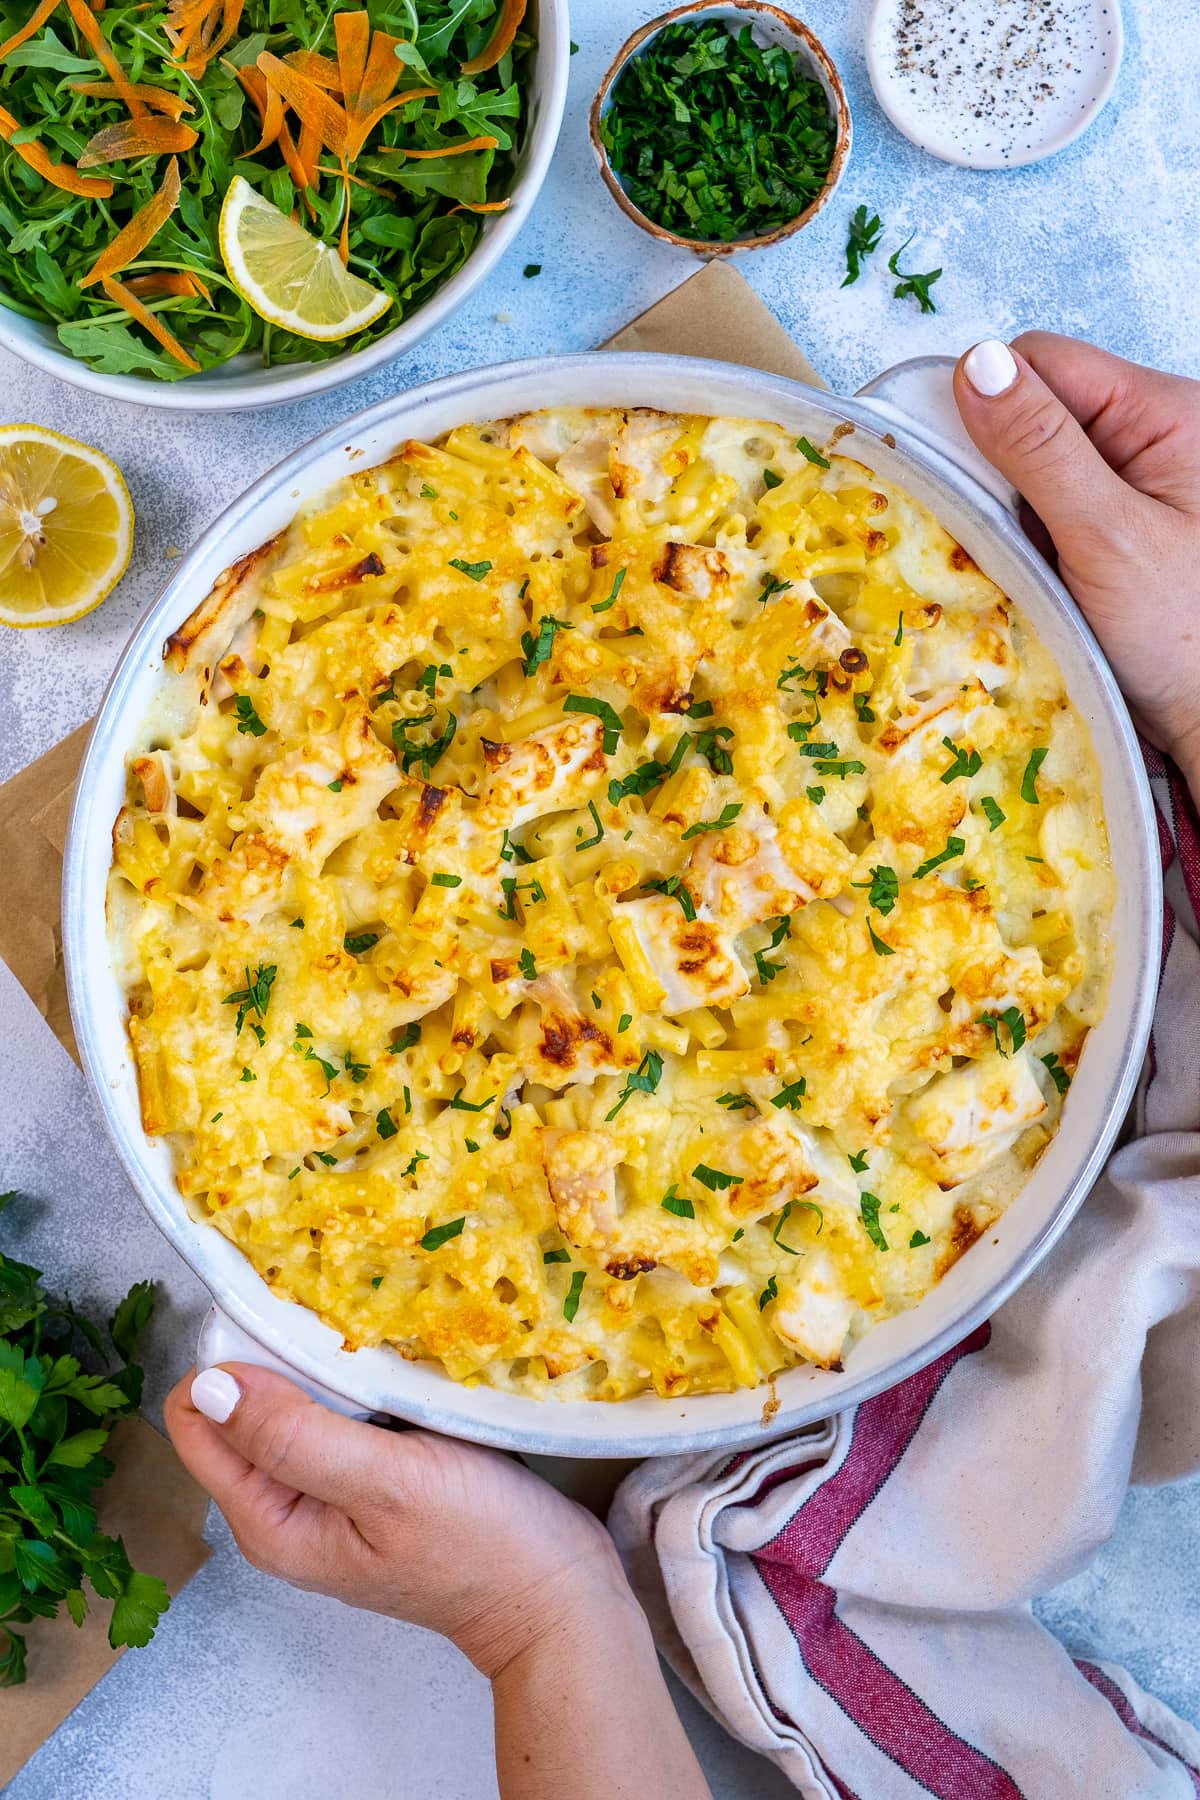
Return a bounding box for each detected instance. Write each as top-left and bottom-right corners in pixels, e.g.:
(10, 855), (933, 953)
(0, 1193), (168, 1686)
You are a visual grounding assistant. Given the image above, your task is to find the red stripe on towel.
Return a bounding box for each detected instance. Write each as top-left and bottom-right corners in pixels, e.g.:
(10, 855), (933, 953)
(753, 1329), (1022, 1799)
(1075, 1661), (1200, 1795)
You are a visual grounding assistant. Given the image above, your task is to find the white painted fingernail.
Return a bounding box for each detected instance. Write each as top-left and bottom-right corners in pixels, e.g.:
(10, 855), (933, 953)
(191, 1368), (242, 1424)
(963, 339), (1019, 397)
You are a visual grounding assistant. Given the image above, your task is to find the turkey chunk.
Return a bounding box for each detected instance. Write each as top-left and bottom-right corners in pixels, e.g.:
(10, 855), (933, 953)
(542, 1128), (621, 1249)
(769, 1253), (856, 1369)
(690, 803), (851, 931)
(478, 716), (606, 827)
(612, 894), (750, 1013)
(907, 1051), (1048, 1188)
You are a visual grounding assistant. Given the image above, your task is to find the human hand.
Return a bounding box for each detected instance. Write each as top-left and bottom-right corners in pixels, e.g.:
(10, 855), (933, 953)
(953, 333), (1200, 787)
(164, 1362), (619, 1679)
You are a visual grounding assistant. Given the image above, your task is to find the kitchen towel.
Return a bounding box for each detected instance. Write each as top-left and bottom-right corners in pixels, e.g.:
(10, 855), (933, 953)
(610, 747), (1200, 1796)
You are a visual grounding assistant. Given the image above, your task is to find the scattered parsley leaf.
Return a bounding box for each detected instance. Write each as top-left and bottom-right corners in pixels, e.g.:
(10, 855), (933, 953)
(909, 1230), (931, 1248)
(762, 467), (783, 490)
(848, 1149), (870, 1173)
(843, 203), (883, 284)
(563, 694), (623, 754)
(521, 614), (574, 677)
(222, 964), (277, 1038)
(759, 1275), (778, 1310)
(605, 1050), (664, 1120)
(770, 1077), (807, 1112)
(233, 694), (267, 737)
(888, 234), (942, 313)
(681, 802), (742, 840)
(1022, 746), (1049, 804)
(592, 567), (626, 613)
(773, 1198), (823, 1252)
(643, 875), (697, 922)
(854, 864), (898, 916)
(940, 737), (982, 784)
(661, 1186), (695, 1218)
(420, 1217), (465, 1251)
(448, 557), (492, 581)
(868, 920), (895, 957)
(913, 836), (965, 879)
(859, 1191), (889, 1251)
(519, 948), (538, 980)
(980, 795), (1006, 831)
(563, 1269), (587, 1322)
(344, 931), (380, 955)
(376, 1108), (398, 1140)
(796, 435), (831, 468)
(431, 873), (462, 888)
(576, 800), (604, 849)
(979, 1006), (1026, 1057)
(1041, 1052), (1071, 1095)
(692, 1163), (743, 1191)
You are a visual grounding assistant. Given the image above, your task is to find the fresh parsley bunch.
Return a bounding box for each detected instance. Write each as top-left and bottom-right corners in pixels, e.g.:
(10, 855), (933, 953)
(0, 1192), (168, 1687)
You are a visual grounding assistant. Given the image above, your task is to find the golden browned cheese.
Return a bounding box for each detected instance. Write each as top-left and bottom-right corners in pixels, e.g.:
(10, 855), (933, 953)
(107, 409), (1114, 1399)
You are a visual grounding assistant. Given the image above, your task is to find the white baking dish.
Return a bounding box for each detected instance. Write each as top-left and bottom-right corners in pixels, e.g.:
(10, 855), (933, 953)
(62, 352), (1160, 1454)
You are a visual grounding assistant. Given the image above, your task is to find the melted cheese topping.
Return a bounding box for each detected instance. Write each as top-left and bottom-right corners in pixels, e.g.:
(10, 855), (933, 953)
(107, 410), (1114, 1401)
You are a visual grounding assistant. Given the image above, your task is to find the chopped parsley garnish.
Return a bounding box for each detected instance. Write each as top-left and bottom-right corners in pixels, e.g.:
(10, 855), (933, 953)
(448, 557), (492, 581)
(372, 1274), (384, 1287)
(592, 567), (627, 613)
(894, 614), (904, 646)
(807, 785), (826, 806)
(524, 263), (542, 277)
(859, 1191), (889, 1251)
(717, 1092), (754, 1110)
(211, 1112), (223, 1123)
(661, 1186), (695, 1218)
(500, 828), (533, 865)
(498, 874), (545, 920)
(222, 963), (277, 1037)
(773, 1198), (823, 1253)
(598, 19), (838, 244)
(327, 779), (343, 793)
(868, 921), (895, 957)
(759, 1275), (778, 1311)
(687, 699), (714, 718)
(418, 662), (452, 698)
(1022, 746), (1049, 804)
(521, 615), (574, 677)
(431, 872), (462, 888)
(233, 694), (267, 736)
(980, 1006), (1027, 1057)
(563, 1268), (587, 1322)
(391, 1023), (421, 1053)
(240, 1067), (256, 1081)
(914, 836), (965, 879)
(848, 1149), (870, 1173)
(420, 484), (438, 499)
(288, 1168), (301, 1181)
(376, 1108), (398, 1140)
(796, 435), (831, 468)
(563, 694), (623, 754)
(609, 758), (672, 805)
(343, 1052), (370, 1084)
(888, 234), (942, 314)
(401, 1150), (429, 1178)
(692, 725), (735, 775)
(980, 795), (1006, 832)
(855, 864), (898, 916)
(543, 1248), (571, 1264)
(813, 758), (866, 779)
(644, 875), (697, 922)
(681, 802), (743, 840)
(754, 915), (792, 985)
(392, 711), (457, 777)
(940, 738), (982, 783)
(519, 948), (538, 980)
(344, 931), (380, 955)
(450, 1090), (496, 1112)
(1041, 1052), (1071, 1094)
(692, 1163), (743, 1192)
(465, 1139), (479, 1153)
(909, 1230), (931, 1249)
(770, 1077), (807, 1112)
(305, 1046), (339, 1089)
(420, 1216), (465, 1251)
(290, 918), (304, 929)
(577, 800), (605, 849)
(788, 729), (839, 757)
(762, 467), (783, 490)
(591, 991), (603, 1010)
(605, 1050), (664, 1121)
(618, 1013), (632, 1033)
(843, 204), (883, 285)
(854, 693), (876, 724)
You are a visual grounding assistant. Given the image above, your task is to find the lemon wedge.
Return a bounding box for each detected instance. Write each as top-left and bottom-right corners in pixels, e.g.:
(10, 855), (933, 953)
(0, 425), (133, 629)
(219, 176), (393, 342)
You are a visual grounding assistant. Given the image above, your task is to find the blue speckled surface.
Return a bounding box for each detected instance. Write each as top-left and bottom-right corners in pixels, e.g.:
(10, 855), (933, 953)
(1, 0), (1198, 1792)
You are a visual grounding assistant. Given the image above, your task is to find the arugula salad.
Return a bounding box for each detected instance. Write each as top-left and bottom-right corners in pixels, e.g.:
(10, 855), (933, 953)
(0, 0), (531, 380)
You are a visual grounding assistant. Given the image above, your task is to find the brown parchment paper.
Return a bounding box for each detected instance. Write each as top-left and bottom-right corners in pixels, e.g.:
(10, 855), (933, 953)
(0, 261), (824, 1748)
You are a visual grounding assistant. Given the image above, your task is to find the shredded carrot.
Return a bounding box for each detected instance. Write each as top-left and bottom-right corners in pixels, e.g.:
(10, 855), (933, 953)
(0, 100), (114, 196)
(70, 80), (195, 120)
(78, 116), (198, 165)
(231, 64), (315, 213)
(460, 0), (526, 75)
(449, 198), (511, 213)
(381, 135), (499, 158)
(80, 155), (181, 288)
(124, 269), (212, 302)
(282, 49), (342, 91)
(0, 0), (62, 65)
(101, 274), (200, 370)
(66, 0), (147, 115)
(257, 52), (348, 159)
(164, 0), (244, 77)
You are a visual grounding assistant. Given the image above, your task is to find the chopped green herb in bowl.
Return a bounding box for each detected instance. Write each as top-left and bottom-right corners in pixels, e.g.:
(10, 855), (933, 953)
(590, 1), (849, 251)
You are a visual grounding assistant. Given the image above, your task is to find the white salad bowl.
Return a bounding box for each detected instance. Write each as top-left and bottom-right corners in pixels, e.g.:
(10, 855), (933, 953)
(63, 352), (1160, 1455)
(0, 0), (570, 413)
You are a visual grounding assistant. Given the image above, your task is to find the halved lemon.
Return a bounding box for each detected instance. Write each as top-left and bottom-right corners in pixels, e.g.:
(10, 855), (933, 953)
(219, 176), (393, 342)
(0, 425), (133, 629)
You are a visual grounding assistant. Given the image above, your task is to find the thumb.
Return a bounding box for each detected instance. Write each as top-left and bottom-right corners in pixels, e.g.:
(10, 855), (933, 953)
(187, 1361), (399, 1511)
(953, 339), (1133, 550)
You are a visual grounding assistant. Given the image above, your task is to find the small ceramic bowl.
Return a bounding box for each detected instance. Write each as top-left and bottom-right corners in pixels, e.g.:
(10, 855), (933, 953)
(589, 0), (851, 257)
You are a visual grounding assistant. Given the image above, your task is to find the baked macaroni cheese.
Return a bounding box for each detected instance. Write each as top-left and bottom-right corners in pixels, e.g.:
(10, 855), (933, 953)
(108, 408), (1113, 1399)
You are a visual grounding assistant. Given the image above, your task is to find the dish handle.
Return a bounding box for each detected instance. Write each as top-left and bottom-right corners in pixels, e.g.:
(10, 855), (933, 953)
(854, 354), (1019, 517)
(197, 1304), (371, 1420)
